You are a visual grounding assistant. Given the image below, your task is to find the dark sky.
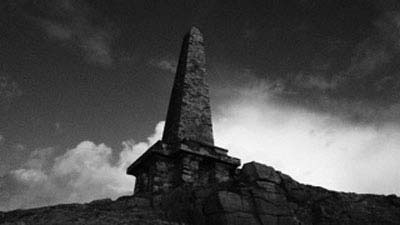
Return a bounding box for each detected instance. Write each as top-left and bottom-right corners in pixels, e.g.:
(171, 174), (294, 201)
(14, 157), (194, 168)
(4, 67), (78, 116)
(1, 0), (400, 211)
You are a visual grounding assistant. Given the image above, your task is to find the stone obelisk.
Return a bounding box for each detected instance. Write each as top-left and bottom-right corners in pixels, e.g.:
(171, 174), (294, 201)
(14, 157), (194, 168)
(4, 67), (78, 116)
(162, 26), (214, 146)
(127, 27), (240, 195)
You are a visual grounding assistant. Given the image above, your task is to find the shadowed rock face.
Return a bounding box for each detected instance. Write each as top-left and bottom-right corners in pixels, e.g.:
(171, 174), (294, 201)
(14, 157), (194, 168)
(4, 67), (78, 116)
(2, 162), (400, 225)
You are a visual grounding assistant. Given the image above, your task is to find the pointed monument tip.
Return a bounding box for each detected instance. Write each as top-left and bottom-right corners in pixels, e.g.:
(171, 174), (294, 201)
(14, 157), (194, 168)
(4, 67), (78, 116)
(189, 26), (201, 34)
(188, 26), (203, 42)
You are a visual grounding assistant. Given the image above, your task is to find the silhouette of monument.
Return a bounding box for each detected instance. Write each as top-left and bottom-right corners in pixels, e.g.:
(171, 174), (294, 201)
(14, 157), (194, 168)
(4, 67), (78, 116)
(127, 27), (240, 195)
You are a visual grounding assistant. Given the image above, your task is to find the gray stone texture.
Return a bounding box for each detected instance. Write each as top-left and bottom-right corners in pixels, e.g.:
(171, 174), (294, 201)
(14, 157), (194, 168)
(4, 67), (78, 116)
(162, 26), (214, 146)
(127, 140), (240, 196)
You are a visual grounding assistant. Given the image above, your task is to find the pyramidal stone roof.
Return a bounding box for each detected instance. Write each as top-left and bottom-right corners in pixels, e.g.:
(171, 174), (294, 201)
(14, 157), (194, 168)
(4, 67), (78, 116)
(162, 26), (214, 146)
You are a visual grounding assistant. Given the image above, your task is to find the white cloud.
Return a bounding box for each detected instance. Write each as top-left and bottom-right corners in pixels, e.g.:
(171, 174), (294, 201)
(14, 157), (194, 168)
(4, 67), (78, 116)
(213, 80), (400, 195)
(37, 0), (115, 66)
(118, 121), (165, 170)
(12, 169), (48, 184)
(25, 147), (54, 170)
(1, 121), (164, 211)
(151, 59), (177, 73)
(50, 141), (132, 203)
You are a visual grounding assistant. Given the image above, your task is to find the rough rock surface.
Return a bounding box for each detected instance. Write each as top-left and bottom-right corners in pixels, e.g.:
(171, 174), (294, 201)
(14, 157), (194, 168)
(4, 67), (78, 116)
(1, 161), (399, 225)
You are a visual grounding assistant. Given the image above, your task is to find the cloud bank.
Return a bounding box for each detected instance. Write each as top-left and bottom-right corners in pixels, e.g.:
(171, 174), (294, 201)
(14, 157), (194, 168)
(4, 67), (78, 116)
(0, 122), (164, 211)
(213, 80), (400, 195)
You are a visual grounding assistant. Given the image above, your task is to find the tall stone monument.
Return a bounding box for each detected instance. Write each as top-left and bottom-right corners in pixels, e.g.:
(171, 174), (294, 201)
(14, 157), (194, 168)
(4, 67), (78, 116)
(127, 27), (240, 195)
(2, 26), (400, 225)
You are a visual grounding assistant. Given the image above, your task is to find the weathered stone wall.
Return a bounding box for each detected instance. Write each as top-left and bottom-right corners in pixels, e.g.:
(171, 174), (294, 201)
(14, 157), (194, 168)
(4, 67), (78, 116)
(156, 162), (400, 225)
(134, 155), (176, 195)
(134, 151), (237, 196)
(133, 150), (238, 197)
(150, 158), (175, 194)
(213, 162), (233, 183)
(181, 155), (201, 184)
(134, 169), (150, 194)
(180, 154), (236, 187)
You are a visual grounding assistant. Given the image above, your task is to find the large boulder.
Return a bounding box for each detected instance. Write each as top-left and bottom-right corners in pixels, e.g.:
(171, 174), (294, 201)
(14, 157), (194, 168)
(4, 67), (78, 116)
(241, 161), (282, 184)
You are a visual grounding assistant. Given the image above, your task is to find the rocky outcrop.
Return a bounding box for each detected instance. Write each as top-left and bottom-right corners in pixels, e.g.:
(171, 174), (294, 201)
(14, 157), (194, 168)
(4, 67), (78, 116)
(1, 161), (400, 225)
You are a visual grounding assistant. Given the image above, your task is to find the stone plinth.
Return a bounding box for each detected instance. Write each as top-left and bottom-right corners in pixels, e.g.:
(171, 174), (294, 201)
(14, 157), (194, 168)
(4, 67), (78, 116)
(127, 140), (240, 195)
